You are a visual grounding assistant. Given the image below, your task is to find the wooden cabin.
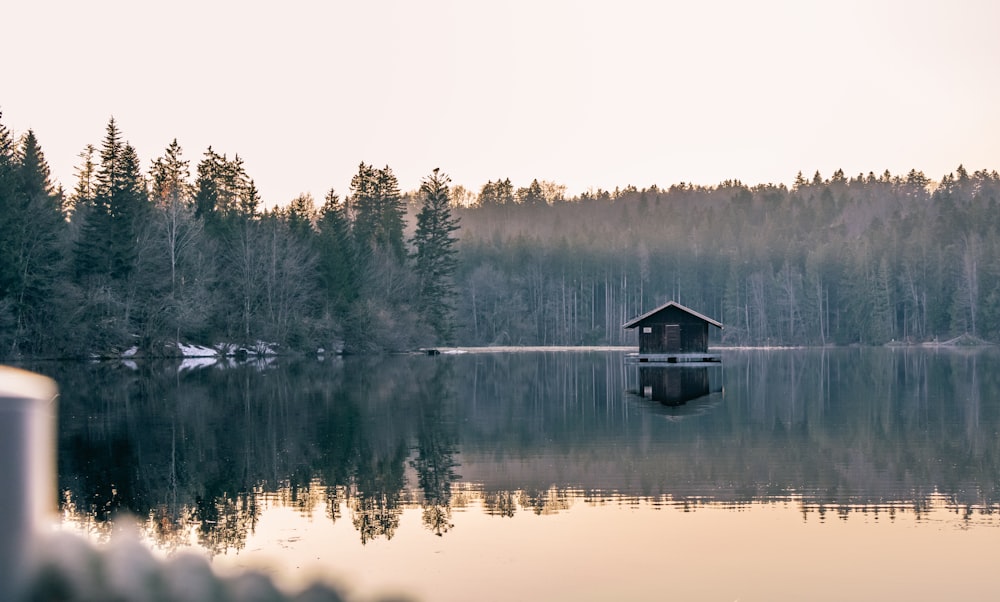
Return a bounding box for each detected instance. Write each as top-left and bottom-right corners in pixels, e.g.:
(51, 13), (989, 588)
(623, 301), (722, 362)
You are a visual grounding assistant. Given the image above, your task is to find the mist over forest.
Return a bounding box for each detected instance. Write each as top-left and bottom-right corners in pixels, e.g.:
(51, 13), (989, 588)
(2, 113), (999, 358)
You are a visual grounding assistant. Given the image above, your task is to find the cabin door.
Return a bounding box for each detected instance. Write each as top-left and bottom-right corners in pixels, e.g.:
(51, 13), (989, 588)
(664, 325), (681, 353)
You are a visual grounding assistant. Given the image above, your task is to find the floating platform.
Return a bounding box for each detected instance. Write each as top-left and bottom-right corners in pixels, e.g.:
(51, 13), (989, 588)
(625, 352), (721, 364)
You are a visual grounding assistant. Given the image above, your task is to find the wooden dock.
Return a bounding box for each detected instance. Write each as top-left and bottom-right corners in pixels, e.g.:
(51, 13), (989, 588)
(625, 352), (721, 364)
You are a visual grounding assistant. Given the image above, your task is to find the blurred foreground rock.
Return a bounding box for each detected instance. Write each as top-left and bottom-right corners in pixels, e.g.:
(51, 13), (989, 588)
(23, 527), (414, 602)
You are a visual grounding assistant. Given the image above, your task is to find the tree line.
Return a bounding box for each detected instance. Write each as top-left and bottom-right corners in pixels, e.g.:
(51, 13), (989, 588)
(0, 114), (459, 357)
(2, 110), (999, 357)
(453, 168), (1000, 346)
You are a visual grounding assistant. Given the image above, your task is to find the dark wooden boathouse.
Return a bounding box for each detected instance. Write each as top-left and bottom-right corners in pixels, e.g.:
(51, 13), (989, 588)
(623, 301), (722, 363)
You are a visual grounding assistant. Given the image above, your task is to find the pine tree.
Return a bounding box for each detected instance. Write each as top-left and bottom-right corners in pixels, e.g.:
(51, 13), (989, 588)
(150, 139), (190, 210)
(285, 193), (316, 241)
(376, 166), (405, 260)
(110, 142), (150, 278)
(194, 148), (254, 229)
(793, 171), (807, 190)
(239, 178), (261, 218)
(194, 146), (223, 223)
(73, 141), (111, 279)
(349, 162), (406, 261)
(66, 120), (153, 353)
(69, 144), (97, 222)
(0, 112), (20, 301)
(476, 178), (515, 207)
(0, 111), (17, 200)
(517, 179), (546, 206)
(315, 189), (357, 327)
(0, 127), (67, 354)
(75, 118), (149, 281)
(411, 168), (461, 343)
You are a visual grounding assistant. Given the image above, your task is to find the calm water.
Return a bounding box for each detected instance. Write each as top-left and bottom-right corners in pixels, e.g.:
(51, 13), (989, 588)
(28, 348), (1000, 601)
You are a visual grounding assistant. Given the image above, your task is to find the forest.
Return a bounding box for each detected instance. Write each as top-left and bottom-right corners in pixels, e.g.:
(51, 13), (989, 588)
(2, 111), (999, 358)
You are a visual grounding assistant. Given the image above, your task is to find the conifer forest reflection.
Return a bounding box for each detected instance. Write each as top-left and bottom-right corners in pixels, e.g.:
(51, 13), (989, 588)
(30, 348), (1000, 598)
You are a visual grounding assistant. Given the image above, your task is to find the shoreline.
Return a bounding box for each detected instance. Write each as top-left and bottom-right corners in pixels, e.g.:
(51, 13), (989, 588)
(4, 340), (996, 364)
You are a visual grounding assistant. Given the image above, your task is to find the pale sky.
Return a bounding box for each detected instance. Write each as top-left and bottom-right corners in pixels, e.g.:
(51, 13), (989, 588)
(5, 0), (999, 207)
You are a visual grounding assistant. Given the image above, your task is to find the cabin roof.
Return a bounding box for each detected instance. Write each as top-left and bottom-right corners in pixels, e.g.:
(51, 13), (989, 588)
(622, 301), (723, 329)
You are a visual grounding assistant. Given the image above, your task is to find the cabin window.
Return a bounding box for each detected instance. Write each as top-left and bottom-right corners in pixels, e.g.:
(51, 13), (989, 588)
(642, 327), (652, 334)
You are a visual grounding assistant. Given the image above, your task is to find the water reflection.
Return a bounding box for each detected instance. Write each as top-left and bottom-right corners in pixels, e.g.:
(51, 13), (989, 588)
(22, 348), (1000, 554)
(636, 365), (711, 405)
(625, 364), (725, 419)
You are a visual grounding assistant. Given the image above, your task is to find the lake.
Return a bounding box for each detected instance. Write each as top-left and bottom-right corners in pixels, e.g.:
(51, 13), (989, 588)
(29, 348), (1000, 601)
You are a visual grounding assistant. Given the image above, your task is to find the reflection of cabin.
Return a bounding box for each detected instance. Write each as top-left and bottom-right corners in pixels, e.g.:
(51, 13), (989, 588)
(623, 301), (722, 363)
(639, 366), (712, 405)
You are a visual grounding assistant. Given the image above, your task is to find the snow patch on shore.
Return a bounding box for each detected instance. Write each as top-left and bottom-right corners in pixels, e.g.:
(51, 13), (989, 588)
(249, 341), (278, 356)
(214, 343), (238, 356)
(177, 343), (219, 358)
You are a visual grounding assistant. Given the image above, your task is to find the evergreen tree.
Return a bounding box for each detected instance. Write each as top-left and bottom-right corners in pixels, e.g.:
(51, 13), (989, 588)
(0, 112), (20, 304)
(67, 119), (152, 353)
(194, 146), (222, 223)
(238, 177), (260, 218)
(411, 168), (461, 342)
(71, 143), (108, 280)
(68, 145), (97, 222)
(0, 127), (66, 355)
(150, 139), (191, 209)
(285, 193), (316, 241)
(315, 189), (358, 337)
(517, 179), (546, 206)
(74, 132), (116, 277)
(477, 178), (515, 206)
(194, 148), (253, 230)
(313, 188), (361, 345)
(0, 111), (17, 203)
(793, 171), (807, 190)
(75, 118), (149, 281)
(112, 142), (150, 276)
(349, 162), (406, 261)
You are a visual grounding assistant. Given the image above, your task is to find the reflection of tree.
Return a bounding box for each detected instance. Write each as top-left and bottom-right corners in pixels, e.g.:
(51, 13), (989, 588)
(483, 490), (517, 517)
(421, 505), (453, 536)
(520, 488), (572, 516)
(351, 492), (402, 545)
(193, 491), (259, 556)
(280, 476), (323, 518)
(326, 485), (345, 524)
(147, 504), (193, 554)
(62, 433), (134, 523)
(351, 444), (408, 544)
(411, 361), (460, 535)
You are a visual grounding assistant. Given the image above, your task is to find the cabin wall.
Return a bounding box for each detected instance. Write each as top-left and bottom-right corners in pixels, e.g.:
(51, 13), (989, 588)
(636, 307), (711, 354)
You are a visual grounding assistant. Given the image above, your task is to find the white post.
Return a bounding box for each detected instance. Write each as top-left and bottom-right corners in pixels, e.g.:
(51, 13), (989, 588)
(0, 366), (58, 601)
